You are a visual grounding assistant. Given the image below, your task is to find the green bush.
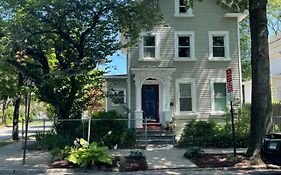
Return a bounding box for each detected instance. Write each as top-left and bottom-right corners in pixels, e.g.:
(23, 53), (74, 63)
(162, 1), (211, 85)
(183, 146), (204, 159)
(177, 110), (250, 148)
(66, 138), (112, 168)
(35, 131), (73, 150)
(77, 110), (136, 149)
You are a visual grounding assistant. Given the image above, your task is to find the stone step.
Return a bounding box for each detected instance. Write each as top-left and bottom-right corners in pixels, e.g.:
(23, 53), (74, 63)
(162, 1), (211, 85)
(137, 138), (175, 145)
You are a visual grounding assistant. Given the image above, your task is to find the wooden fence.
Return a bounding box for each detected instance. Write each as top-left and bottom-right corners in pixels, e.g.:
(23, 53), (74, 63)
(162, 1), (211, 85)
(243, 103), (281, 132)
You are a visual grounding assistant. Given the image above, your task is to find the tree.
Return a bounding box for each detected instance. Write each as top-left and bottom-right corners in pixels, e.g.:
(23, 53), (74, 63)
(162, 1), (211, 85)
(187, 0), (271, 157)
(246, 0), (272, 157)
(0, 0), (162, 135)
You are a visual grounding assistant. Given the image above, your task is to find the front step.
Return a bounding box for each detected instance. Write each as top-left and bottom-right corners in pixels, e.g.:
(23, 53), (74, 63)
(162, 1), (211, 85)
(135, 128), (176, 146)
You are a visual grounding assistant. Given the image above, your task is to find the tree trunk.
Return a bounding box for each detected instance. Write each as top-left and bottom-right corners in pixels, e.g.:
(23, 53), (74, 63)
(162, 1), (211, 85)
(12, 74), (23, 141)
(246, 0), (272, 157)
(2, 98), (9, 126)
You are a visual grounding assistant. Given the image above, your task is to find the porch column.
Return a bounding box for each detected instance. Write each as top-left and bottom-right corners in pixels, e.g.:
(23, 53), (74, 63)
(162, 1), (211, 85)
(134, 78), (143, 128)
(163, 78), (172, 126)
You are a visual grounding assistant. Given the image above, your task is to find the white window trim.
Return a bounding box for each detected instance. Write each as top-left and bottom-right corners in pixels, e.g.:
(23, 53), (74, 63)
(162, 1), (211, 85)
(175, 78), (197, 115)
(111, 88), (126, 106)
(210, 78), (228, 114)
(208, 31), (230, 61)
(139, 32), (160, 61)
(174, 31), (196, 61)
(174, 0), (194, 17)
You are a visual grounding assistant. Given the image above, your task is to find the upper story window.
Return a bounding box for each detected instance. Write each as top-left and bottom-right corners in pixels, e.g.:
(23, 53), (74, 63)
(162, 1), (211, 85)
(111, 88), (126, 106)
(174, 0), (194, 17)
(140, 33), (160, 61)
(174, 31), (195, 60)
(143, 36), (155, 58)
(208, 31), (230, 61)
(175, 78), (197, 114)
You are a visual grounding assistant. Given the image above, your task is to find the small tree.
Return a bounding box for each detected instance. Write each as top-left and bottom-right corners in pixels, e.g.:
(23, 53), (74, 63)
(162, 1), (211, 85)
(0, 0), (162, 135)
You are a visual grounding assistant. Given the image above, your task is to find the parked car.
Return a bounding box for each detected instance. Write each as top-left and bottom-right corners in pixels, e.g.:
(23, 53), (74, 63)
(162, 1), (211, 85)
(261, 133), (281, 165)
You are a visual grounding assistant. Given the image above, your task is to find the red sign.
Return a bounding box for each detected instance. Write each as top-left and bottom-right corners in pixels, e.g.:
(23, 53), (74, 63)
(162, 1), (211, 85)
(226, 68), (233, 93)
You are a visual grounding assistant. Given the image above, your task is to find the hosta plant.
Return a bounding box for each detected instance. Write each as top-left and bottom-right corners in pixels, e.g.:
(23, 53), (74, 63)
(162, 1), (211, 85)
(66, 138), (112, 168)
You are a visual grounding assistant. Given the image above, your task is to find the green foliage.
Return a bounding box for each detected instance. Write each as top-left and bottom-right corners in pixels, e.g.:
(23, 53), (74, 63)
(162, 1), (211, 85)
(128, 150), (145, 158)
(35, 131), (73, 150)
(183, 146), (204, 159)
(50, 146), (71, 161)
(239, 17), (252, 81)
(66, 138), (112, 168)
(178, 108), (250, 148)
(0, 0), (162, 132)
(78, 110), (136, 149)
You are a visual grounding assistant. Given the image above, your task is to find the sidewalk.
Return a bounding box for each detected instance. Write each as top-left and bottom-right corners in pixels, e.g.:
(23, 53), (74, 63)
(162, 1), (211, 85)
(0, 141), (247, 174)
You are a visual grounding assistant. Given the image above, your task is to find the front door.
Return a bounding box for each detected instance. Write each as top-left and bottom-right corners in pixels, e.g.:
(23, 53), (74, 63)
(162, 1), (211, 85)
(142, 85), (159, 123)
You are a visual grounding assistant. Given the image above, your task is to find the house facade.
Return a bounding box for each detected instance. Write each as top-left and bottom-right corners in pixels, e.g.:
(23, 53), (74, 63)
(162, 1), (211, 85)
(106, 0), (244, 134)
(243, 33), (281, 103)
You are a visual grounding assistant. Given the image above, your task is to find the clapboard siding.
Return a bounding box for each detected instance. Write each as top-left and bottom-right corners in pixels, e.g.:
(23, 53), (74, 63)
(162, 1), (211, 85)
(129, 0), (242, 120)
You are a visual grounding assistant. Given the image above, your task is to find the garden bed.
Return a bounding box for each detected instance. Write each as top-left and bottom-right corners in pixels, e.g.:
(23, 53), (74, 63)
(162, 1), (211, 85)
(189, 154), (258, 168)
(49, 155), (148, 172)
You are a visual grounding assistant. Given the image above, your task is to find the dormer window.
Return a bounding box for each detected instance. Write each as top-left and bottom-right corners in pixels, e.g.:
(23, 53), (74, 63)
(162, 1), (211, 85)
(175, 0), (193, 17)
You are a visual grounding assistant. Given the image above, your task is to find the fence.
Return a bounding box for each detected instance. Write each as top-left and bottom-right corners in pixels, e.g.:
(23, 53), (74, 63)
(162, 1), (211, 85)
(22, 117), (175, 150)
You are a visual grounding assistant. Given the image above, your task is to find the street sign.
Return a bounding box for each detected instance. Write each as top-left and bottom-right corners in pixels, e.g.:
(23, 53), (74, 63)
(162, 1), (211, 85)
(225, 68), (236, 157)
(226, 68), (233, 93)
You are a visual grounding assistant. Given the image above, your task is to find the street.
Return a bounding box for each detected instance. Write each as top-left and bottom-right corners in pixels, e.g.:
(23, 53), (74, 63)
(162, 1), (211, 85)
(0, 121), (53, 141)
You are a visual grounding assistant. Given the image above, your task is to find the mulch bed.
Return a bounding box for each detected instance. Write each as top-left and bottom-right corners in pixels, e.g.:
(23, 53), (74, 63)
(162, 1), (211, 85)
(189, 154), (257, 168)
(49, 156), (148, 172)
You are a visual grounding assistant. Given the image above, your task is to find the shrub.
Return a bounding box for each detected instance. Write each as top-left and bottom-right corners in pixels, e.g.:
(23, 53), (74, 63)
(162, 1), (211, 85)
(128, 150), (145, 157)
(66, 138), (112, 168)
(177, 114), (250, 148)
(183, 146), (204, 159)
(77, 110), (136, 149)
(35, 131), (73, 150)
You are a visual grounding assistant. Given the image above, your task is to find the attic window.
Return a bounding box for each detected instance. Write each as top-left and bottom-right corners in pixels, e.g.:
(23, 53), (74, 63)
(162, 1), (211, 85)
(175, 0), (194, 17)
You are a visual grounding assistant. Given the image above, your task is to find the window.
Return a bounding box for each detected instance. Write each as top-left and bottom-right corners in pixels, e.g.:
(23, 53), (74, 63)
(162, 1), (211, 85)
(208, 31), (230, 60)
(211, 81), (227, 112)
(143, 36), (155, 58)
(111, 89), (126, 106)
(175, 79), (196, 114)
(174, 31), (195, 60)
(179, 83), (192, 111)
(140, 33), (159, 60)
(175, 0), (193, 17)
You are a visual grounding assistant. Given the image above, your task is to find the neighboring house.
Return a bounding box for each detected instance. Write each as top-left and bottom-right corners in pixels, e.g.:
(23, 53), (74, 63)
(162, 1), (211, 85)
(106, 0), (245, 135)
(243, 33), (281, 103)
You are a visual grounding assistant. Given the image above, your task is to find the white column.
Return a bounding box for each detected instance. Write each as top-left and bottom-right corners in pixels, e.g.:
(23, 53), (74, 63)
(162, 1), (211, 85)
(163, 78), (172, 126)
(134, 77), (143, 128)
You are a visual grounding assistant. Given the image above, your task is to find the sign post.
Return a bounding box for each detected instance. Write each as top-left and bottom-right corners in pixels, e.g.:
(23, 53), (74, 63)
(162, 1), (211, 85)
(22, 77), (35, 165)
(226, 68), (236, 157)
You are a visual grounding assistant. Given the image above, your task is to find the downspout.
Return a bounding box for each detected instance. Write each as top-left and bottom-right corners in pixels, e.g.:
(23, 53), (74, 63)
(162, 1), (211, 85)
(237, 18), (243, 107)
(127, 47), (131, 129)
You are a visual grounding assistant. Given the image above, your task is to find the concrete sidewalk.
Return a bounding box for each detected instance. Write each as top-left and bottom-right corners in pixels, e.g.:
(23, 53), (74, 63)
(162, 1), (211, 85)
(0, 141), (247, 174)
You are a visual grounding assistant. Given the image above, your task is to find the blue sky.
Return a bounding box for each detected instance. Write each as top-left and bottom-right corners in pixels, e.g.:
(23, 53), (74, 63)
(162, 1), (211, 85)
(103, 50), (127, 75)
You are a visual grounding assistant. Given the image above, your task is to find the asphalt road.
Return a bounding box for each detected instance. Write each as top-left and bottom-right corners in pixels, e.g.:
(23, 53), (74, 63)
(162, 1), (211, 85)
(0, 122), (53, 141)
